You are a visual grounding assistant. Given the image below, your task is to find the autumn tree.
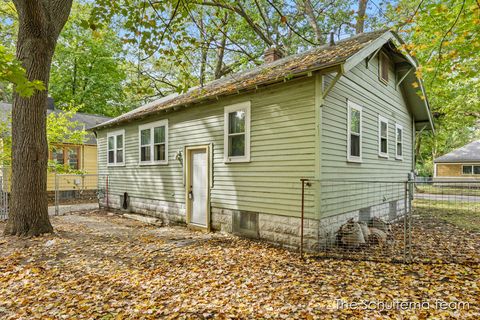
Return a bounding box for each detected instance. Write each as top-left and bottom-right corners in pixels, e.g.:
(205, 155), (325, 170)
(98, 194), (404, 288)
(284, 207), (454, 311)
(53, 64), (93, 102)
(4, 0), (73, 236)
(386, 0), (480, 175)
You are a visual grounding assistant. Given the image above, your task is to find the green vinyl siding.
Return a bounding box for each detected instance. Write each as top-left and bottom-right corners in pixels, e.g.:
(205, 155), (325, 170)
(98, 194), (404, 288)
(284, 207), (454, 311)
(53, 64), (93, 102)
(97, 77), (317, 219)
(320, 53), (413, 217)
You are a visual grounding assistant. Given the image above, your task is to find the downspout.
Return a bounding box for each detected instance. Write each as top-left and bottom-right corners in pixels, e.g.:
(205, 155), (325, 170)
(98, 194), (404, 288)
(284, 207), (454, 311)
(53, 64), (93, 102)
(412, 116), (415, 174)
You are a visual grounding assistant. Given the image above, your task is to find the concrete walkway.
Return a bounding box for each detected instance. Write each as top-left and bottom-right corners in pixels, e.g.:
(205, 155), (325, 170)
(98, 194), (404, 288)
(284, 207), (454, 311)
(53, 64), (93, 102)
(48, 202), (99, 216)
(415, 193), (480, 202)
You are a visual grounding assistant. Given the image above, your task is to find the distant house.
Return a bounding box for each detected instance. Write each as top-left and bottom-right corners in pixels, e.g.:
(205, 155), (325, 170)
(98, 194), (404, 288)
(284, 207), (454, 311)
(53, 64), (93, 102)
(0, 101), (110, 193)
(92, 30), (433, 249)
(434, 140), (480, 181)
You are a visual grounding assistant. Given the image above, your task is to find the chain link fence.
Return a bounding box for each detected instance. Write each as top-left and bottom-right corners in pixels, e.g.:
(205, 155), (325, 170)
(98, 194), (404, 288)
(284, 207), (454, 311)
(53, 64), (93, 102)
(311, 179), (480, 265)
(0, 166), (10, 220)
(53, 173), (108, 215)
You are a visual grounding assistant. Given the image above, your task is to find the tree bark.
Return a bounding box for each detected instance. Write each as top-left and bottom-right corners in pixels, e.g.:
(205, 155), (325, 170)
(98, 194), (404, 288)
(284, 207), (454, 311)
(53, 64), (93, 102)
(4, 0), (72, 236)
(303, 0), (325, 44)
(355, 0), (368, 34)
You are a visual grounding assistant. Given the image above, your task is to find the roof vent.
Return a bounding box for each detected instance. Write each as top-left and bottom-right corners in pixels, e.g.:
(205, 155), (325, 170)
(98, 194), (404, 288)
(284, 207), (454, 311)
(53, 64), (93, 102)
(264, 46), (283, 63)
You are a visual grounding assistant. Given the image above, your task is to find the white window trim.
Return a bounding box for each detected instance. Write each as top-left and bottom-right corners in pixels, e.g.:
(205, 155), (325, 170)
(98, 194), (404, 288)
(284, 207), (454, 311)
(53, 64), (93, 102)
(224, 101), (251, 163)
(107, 129), (125, 167)
(138, 119), (169, 165)
(378, 51), (389, 85)
(462, 164), (480, 175)
(347, 100), (362, 163)
(395, 123), (403, 160)
(378, 115), (389, 158)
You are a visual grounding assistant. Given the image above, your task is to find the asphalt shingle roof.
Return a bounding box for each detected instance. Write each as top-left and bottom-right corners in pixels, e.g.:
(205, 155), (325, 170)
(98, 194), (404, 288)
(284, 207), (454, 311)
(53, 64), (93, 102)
(0, 102), (110, 144)
(434, 140), (480, 163)
(95, 29), (390, 130)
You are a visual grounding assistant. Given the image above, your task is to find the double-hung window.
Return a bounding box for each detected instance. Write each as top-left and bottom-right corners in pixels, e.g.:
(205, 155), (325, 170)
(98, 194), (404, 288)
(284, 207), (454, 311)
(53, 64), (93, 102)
(347, 101), (362, 162)
(139, 120), (168, 165)
(107, 130), (125, 166)
(224, 102), (251, 162)
(67, 147), (79, 169)
(51, 146), (79, 169)
(52, 147), (65, 165)
(395, 124), (403, 160)
(378, 115), (389, 158)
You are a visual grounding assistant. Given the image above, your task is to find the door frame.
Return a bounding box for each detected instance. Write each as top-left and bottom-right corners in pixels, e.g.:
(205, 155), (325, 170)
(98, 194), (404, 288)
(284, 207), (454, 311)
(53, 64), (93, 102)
(185, 144), (211, 231)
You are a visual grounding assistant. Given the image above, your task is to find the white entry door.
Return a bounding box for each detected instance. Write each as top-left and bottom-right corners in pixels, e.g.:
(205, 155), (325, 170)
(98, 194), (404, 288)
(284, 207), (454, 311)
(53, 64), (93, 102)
(189, 149), (208, 227)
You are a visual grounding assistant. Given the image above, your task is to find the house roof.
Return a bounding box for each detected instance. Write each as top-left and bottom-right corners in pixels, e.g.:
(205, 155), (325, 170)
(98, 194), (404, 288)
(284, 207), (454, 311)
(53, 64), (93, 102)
(93, 29), (434, 132)
(434, 140), (480, 163)
(0, 102), (110, 144)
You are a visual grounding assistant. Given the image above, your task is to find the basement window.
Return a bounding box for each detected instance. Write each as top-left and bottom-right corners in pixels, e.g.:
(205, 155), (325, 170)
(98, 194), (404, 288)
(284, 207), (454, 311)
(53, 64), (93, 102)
(379, 51), (389, 84)
(347, 100), (362, 162)
(139, 120), (168, 165)
(107, 130), (125, 166)
(224, 102), (251, 163)
(232, 211), (258, 238)
(378, 115), (389, 158)
(395, 124), (403, 160)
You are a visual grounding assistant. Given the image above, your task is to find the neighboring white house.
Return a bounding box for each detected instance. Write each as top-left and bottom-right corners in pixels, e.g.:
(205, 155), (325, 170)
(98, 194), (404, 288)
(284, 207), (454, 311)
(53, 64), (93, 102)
(92, 30), (434, 250)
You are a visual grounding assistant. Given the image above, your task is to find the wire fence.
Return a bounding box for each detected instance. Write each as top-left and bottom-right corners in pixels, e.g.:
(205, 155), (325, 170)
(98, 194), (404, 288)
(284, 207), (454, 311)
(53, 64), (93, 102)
(0, 166), (9, 220)
(53, 174), (108, 215)
(313, 179), (480, 265)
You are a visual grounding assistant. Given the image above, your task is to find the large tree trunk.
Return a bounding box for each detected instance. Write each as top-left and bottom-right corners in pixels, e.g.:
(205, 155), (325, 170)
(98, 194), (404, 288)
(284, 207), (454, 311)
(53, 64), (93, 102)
(4, 0), (72, 236)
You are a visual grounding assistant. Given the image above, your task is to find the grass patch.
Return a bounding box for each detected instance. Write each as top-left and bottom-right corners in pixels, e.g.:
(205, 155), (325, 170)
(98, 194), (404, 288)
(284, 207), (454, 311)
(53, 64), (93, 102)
(416, 185), (480, 197)
(414, 199), (480, 232)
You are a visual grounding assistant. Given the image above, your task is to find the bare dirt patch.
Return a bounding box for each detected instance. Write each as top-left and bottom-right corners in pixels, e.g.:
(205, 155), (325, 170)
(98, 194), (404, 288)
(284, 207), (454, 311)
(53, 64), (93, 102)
(0, 211), (478, 319)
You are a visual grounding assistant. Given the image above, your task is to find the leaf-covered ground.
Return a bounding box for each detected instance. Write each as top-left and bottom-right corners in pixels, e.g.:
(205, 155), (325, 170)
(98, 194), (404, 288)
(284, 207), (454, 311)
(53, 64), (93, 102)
(0, 211), (478, 319)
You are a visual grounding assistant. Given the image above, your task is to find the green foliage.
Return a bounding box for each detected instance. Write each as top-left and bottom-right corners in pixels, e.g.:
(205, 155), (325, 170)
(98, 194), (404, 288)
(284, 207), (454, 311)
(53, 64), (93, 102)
(46, 104), (88, 146)
(47, 161), (84, 174)
(0, 110), (11, 165)
(0, 104), (87, 169)
(0, 45), (45, 98)
(49, 2), (129, 117)
(391, 0), (480, 175)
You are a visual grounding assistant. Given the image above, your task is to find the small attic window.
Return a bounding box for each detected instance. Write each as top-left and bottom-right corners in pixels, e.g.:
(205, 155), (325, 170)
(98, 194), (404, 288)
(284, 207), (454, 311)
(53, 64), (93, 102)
(379, 51), (389, 84)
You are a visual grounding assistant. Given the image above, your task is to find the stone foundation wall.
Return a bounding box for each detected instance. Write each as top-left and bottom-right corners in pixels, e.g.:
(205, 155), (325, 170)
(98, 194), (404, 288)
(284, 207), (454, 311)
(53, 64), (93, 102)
(211, 207), (320, 251)
(101, 195), (185, 225)
(101, 194), (407, 252)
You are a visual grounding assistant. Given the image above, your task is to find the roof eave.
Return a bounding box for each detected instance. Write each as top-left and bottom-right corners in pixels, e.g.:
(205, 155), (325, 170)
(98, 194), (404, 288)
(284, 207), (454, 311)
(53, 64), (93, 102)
(92, 63), (345, 131)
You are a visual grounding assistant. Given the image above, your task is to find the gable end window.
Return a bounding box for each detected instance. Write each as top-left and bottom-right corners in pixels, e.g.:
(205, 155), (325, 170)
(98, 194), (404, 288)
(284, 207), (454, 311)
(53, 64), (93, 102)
(462, 165), (480, 175)
(379, 51), (389, 84)
(107, 130), (125, 166)
(395, 124), (403, 160)
(139, 120), (168, 165)
(224, 102), (251, 163)
(378, 115), (389, 158)
(347, 101), (362, 162)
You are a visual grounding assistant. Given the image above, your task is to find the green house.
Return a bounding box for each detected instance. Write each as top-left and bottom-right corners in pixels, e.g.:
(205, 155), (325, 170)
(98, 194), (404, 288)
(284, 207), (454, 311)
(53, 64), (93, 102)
(93, 30), (433, 250)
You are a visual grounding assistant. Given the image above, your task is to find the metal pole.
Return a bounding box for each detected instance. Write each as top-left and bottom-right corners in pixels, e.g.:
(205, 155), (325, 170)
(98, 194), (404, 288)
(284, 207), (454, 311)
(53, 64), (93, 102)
(407, 179), (413, 262)
(403, 181), (407, 262)
(106, 176), (109, 210)
(55, 172), (59, 216)
(300, 178), (306, 258)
